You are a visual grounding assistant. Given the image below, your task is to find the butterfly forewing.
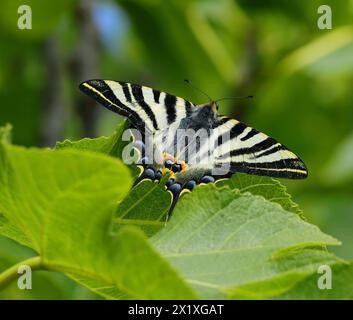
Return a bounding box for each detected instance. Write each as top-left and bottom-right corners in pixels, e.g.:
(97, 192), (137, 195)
(79, 80), (195, 133)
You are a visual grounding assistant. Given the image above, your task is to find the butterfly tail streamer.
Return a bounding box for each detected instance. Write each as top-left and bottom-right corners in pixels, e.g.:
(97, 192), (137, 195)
(166, 191), (181, 221)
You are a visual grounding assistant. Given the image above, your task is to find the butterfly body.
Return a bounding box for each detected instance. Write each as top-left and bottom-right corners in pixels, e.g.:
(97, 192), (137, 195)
(185, 102), (218, 126)
(79, 80), (308, 218)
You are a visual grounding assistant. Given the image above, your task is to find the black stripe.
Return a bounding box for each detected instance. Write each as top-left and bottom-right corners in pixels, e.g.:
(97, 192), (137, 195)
(131, 84), (159, 130)
(197, 119), (229, 161)
(119, 82), (132, 102)
(213, 117), (231, 129)
(240, 128), (259, 141)
(213, 118), (231, 148)
(215, 121), (246, 148)
(229, 137), (278, 157)
(230, 163), (307, 179)
(165, 93), (177, 124)
(185, 100), (193, 118)
(216, 133), (227, 148)
(232, 166), (307, 179)
(229, 122), (248, 139)
(229, 148), (253, 157)
(153, 89), (161, 103)
(80, 80), (122, 112)
(231, 159), (306, 171)
(254, 137), (278, 151)
(79, 80), (145, 130)
(255, 145), (287, 158)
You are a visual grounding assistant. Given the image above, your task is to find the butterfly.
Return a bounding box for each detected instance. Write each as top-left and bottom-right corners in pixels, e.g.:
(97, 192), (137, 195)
(79, 80), (308, 218)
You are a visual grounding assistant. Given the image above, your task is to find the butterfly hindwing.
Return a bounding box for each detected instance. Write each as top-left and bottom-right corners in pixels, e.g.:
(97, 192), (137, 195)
(211, 117), (308, 179)
(167, 115), (307, 183)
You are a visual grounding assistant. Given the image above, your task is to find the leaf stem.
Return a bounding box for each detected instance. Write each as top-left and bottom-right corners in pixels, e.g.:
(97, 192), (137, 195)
(0, 256), (42, 291)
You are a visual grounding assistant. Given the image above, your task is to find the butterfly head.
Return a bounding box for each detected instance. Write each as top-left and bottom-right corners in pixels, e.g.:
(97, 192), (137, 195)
(200, 101), (219, 114)
(190, 101), (219, 126)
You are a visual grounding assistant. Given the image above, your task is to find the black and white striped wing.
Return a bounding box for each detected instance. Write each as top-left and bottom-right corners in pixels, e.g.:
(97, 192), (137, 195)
(211, 117), (308, 179)
(79, 79), (195, 133)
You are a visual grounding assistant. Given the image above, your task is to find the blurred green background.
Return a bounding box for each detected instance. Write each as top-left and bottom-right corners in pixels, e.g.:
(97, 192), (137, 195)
(0, 0), (352, 299)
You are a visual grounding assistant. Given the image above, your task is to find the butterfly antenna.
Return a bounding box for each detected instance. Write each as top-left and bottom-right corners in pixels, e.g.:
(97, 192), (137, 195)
(184, 79), (212, 102)
(215, 95), (254, 103)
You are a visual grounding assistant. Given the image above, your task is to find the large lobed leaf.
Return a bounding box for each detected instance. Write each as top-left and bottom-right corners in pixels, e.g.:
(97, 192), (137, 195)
(0, 144), (196, 299)
(0, 124), (350, 299)
(216, 173), (302, 215)
(55, 120), (131, 158)
(151, 185), (341, 299)
(114, 179), (171, 237)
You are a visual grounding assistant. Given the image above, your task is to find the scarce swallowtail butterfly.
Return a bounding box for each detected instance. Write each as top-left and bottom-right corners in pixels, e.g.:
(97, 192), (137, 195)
(79, 80), (308, 218)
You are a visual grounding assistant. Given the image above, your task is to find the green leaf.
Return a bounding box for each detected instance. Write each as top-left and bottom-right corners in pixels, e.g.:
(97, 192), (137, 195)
(56, 121), (173, 236)
(0, 214), (32, 248)
(0, 144), (197, 299)
(0, 123), (12, 144)
(56, 121), (140, 179)
(114, 179), (171, 237)
(151, 185), (341, 299)
(55, 121), (131, 158)
(0, 125), (31, 248)
(65, 275), (130, 300)
(216, 173), (302, 215)
(0, 236), (96, 300)
(62, 227), (197, 300)
(0, 124), (348, 299)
